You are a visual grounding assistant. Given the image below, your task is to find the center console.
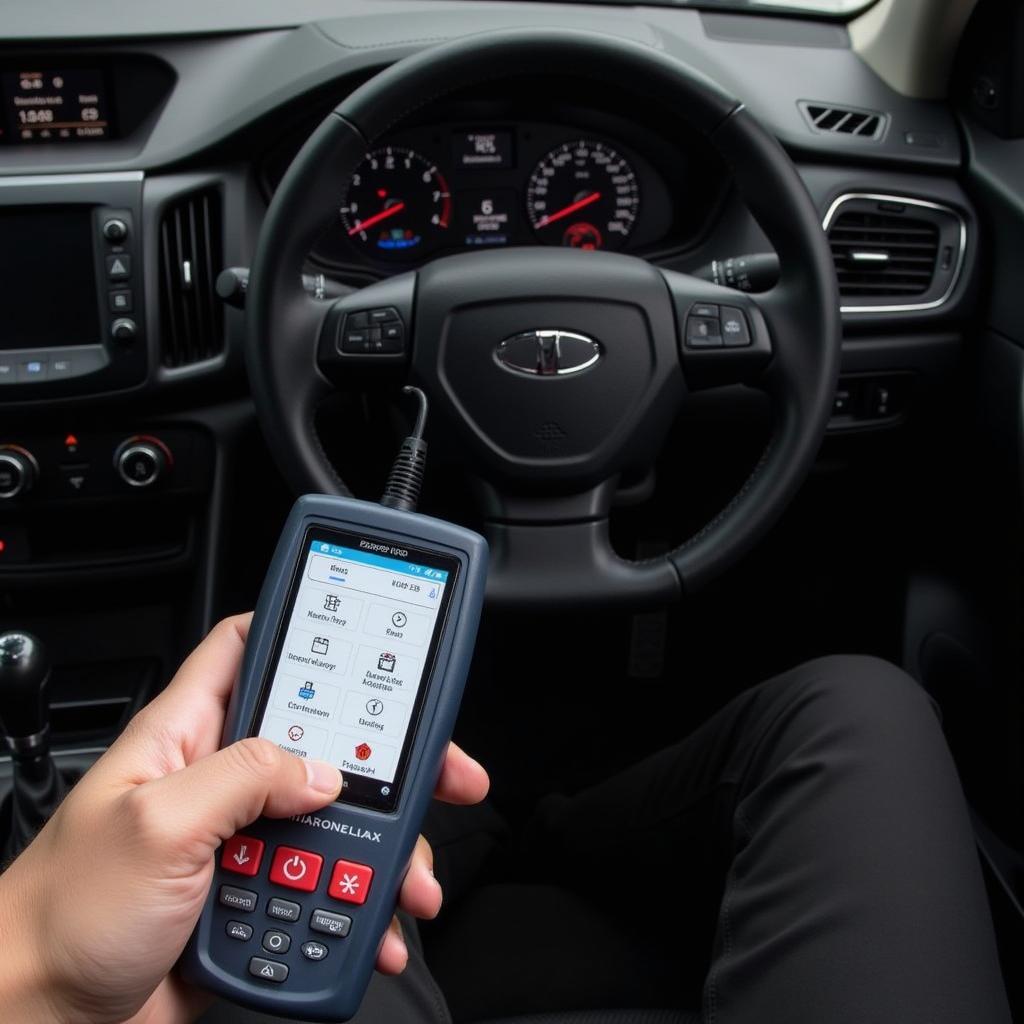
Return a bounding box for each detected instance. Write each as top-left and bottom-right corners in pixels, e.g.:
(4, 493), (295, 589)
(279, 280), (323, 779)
(0, 171), (146, 399)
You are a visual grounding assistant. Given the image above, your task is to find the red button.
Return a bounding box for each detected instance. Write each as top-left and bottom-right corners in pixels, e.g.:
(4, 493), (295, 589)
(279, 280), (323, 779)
(220, 834), (265, 877)
(328, 859), (374, 905)
(269, 846), (323, 892)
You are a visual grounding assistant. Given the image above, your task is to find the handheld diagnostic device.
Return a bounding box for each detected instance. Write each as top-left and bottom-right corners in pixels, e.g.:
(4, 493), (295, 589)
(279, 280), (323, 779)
(182, 390), (487, 1021)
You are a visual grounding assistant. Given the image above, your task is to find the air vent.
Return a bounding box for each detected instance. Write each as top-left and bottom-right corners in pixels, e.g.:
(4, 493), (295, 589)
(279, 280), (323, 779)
(158, 188), (223, 368)
(799, 101), (887, 139)
(823, 194), (966, 313)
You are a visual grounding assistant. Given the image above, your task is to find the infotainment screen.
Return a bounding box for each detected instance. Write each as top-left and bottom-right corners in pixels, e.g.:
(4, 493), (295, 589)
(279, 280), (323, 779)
(253, 528), (459, 812)
(1, 69), (112, 143)
(0, 208), (101, 349)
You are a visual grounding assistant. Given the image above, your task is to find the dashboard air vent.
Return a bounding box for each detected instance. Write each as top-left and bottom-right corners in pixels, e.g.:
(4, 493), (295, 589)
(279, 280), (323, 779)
(158, 188), (223, 368)
(823, 194), (965, 313)
(829, 210), (939, 298)
(799, 101), (887, 139)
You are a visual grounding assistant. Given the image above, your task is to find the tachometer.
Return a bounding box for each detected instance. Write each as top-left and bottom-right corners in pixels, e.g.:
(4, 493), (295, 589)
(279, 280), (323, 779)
(340, 146), (452, 256)
(526, 139), (639, 250)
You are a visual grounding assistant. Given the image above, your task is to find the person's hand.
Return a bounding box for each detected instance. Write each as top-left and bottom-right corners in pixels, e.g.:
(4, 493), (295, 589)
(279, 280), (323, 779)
(0, 614), (488, 1024)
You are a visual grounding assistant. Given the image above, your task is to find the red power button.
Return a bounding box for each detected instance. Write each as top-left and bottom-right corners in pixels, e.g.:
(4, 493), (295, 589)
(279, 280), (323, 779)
(269, 846), (323, 892)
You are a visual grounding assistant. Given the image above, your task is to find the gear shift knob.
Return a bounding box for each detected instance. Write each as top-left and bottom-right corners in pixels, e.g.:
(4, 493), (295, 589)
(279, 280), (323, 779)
(0, 631), (51, 756)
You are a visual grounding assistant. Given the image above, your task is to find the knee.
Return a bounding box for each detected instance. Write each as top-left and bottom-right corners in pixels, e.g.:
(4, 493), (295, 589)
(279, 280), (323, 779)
(756, 654), (940, 756)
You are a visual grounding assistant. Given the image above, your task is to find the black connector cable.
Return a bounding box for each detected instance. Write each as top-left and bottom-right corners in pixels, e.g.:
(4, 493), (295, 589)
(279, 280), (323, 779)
(380, 386), (429, 512)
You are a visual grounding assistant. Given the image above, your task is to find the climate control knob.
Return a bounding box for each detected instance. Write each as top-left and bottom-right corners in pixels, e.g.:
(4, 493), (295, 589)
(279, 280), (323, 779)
(0, 447), (38, 500)
(114, 438), (169, 489)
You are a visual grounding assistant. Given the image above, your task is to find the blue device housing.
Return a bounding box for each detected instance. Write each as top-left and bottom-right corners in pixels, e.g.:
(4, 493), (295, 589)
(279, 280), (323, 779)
(181, 495), (488, 1021)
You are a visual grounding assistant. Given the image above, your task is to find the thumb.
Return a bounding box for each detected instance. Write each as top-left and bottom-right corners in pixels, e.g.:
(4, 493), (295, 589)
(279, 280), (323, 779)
(134, 738), (342, 858)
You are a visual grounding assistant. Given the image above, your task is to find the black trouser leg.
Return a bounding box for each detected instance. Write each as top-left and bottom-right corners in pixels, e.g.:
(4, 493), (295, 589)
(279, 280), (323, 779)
(528, 655), (1011, 1023)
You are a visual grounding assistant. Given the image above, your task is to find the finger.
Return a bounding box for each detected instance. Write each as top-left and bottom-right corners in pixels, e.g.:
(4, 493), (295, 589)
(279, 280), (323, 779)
(375, 916), (409, 975)
(433, 742), (490, 806)
(397, 835), (442, 920)
(125, 738), (342, 865)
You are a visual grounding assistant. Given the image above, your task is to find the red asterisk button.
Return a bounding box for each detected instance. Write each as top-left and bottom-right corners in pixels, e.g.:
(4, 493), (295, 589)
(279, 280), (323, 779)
(328, 859), (374, 905)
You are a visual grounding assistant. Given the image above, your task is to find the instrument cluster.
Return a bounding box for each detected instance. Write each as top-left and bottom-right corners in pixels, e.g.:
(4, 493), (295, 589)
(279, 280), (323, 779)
(311, 120), (679, 272)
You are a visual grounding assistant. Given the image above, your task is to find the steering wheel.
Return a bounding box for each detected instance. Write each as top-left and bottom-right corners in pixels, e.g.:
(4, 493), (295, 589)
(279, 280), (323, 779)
(247, 29), (840, 608)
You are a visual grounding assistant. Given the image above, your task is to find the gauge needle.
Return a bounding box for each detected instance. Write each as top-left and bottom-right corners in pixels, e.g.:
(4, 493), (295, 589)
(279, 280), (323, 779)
(535, 191), (601, 229)
(348, 201), (406, 236)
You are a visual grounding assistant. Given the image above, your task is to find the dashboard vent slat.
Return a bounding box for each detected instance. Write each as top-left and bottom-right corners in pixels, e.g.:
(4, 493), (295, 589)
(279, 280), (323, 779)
(827, 209), (940, 300)
(158, 188), (224, 369)
(799, 101), (887, 140)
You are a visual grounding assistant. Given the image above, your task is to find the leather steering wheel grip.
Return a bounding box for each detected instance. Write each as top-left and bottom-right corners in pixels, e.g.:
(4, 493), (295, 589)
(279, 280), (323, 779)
(245, 27), (841, 598)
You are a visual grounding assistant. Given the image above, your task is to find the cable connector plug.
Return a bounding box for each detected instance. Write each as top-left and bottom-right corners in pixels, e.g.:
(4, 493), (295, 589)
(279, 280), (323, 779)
(380, 386), (428, 513)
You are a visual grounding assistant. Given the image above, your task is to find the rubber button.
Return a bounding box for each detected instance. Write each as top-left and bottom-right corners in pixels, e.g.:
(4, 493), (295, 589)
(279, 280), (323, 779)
(248, 957), (289, 984)
(269, 846), (323, 892)
(302, 940), (329, 962)
(310, 909), (352, 937)
(266, 898), (301, 923)
(262, 930), (291, 955)
(328, 859), (374, 905)
(221, 834), (265, 877)
(218, 886), (257, 913)
(226, 921), (253, 942)
(686, 317), (722, 348)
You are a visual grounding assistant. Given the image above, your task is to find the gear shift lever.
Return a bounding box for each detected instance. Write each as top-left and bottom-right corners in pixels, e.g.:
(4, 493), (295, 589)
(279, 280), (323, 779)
(0, 631), (68, 860)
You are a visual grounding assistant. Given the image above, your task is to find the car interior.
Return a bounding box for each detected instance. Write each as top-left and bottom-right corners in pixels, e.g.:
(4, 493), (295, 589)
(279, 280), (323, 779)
(1, 0), (1023, 1020)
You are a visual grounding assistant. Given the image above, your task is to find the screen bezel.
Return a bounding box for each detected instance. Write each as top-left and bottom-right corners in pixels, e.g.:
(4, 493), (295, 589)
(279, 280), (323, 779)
(249, 524), (461, 814)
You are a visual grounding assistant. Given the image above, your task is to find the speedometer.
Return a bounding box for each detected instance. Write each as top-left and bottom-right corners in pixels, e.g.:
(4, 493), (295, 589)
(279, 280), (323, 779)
(340, 146), (452, 257)
(526, 139), (640, 250)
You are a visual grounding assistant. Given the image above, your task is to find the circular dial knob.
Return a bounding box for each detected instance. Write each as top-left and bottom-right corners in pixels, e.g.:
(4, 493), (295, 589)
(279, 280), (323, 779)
(115, 439), (168, 488)
(102, 218), (128, 242)
(110, 318), (137, 344)
(0, 446), (38, 500)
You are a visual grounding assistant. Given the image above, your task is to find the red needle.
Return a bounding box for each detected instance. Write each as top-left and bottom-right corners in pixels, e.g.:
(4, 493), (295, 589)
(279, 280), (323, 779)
(348, 201), (406, 236)
(535, 191), (601, 229)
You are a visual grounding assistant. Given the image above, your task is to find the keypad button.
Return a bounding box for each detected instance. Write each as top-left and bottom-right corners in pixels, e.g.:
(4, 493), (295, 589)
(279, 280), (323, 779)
(690, 303), (719, 319)
(369, 307), (399, 323)
(220, 834), (265, 877)
(248, 957), (289, 984)
(225, 921), (253, 942)
(262, 929), (291, 955)
(328, 859), (374, 905)
(218, 885), (258, 913)
(266, 898), (301, 923)
(310, 909), (352, 937)
(269, 846), (323, 892)
(301, 940), (329, 962)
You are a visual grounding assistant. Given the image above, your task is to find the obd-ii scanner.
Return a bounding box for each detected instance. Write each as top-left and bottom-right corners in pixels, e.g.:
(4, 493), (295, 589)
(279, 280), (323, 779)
(181, 389), (488, 1020)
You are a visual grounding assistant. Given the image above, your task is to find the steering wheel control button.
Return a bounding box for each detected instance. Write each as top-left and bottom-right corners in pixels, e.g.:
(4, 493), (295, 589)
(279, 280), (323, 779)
(262, 930), (291, 955)
(266, 898), (301, 923)
(221, 834), (265, 877)
(102, 218), (129, 243)
(105, 254), (131, 280)
(218, 885), (258, 914)
(310, 909), (352, 937)
(269, 846), (323, 892)
(685, 315), (723, 348)
(328, 859), (374, 905)
(248, 957), (289, 984)
(341, 308), (406, 355)
(690, 303), (720, 319)
(226, 921), (253, 942)
(301, 940), (329, 962)
(720, 307), (752, 347)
